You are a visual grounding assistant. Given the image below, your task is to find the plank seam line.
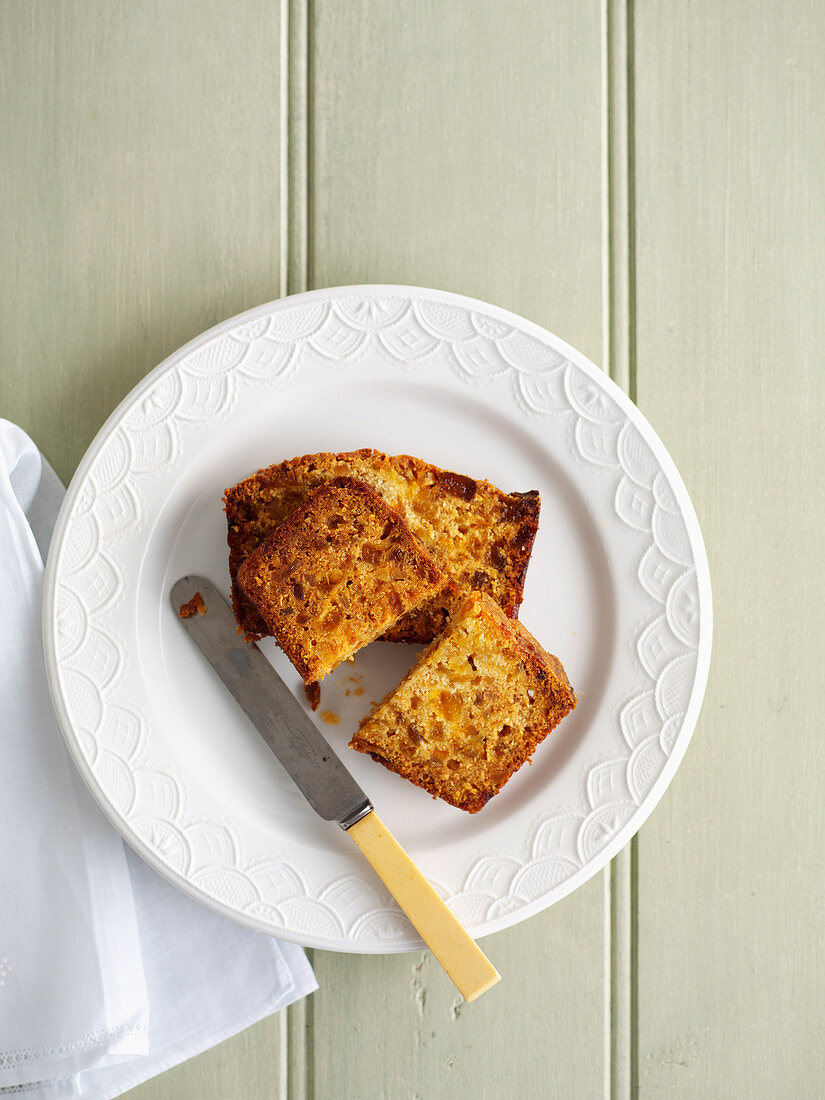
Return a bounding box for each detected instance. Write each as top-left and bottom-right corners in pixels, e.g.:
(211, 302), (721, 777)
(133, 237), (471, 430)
(286, 964), (314, 1100)
(279, 0), (289, 299)
(602, 0), (639, 1097)
(282, 2), (313, 1095)
(278, 1006), (289, 1097)
(285, 0), (310, 296)
(626, 0), (638, 407)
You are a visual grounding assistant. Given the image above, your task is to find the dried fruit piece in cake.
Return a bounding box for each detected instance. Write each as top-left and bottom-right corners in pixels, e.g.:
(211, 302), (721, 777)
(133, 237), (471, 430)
(224, 449), (540, 641)
(350, 592), (576, 813)
(236, 477), (451, 683)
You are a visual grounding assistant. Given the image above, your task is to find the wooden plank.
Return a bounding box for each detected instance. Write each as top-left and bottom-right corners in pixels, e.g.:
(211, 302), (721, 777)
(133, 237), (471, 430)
(309, 0), (605, 366)
(632, 1), (825, 1095)
(122, 1016), (287, 1100)
(306, 2), (609, 1096)
(0, 3), (287, 1098)
(0, 0), (283, 485)
(310, 884), (605, 1100)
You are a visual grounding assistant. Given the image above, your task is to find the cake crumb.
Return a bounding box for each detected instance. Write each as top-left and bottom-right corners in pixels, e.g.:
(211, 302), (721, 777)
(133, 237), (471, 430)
(178, 592), (206, 618)
(321, 711), (340, 725)
(304, 682), (321, 711)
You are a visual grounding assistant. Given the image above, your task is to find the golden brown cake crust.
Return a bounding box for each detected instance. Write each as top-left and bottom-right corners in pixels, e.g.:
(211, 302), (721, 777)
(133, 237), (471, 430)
(224, 449), (540, 641)
(236, 477), (449, 683)
(349, 592), (576, 813)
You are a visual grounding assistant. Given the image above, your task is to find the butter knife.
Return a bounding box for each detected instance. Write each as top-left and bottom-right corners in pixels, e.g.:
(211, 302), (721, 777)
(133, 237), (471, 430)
(171, 575), (500, 1002)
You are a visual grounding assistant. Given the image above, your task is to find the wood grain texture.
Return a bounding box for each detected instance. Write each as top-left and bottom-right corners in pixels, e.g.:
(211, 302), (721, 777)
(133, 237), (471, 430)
(309, 0), (605, 366)
(0, 0), (283, 483)
(632, 1), (825, 1095)
(310, 882), (605, 1100)
(305, 2), (609, 1097)
(123, 1015), (287, 1100)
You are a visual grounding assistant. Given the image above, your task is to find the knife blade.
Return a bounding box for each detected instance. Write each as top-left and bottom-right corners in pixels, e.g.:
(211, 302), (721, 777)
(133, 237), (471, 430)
(171, 574), (500, 1002)
(171, 575), (372, 830)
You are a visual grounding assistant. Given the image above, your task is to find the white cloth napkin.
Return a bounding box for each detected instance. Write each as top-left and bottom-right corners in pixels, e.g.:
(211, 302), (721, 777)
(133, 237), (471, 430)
(0, 421), (316, 1100)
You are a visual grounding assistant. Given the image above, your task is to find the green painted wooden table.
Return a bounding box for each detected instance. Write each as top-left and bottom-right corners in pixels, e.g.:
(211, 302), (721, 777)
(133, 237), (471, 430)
(3, 2), (823, 1096)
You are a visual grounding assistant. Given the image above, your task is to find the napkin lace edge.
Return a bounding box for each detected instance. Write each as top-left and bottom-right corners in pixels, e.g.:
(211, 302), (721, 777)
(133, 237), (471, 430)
(0, 1021), (147, 1071)
(0, 1075), (66, 1095)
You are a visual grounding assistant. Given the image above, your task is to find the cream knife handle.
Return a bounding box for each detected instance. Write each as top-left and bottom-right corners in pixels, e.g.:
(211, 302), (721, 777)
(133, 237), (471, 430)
(346, 810), (500, 1002)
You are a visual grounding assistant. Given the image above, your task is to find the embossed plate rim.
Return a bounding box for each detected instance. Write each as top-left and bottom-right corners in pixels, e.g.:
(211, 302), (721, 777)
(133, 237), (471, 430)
(43, 285), (712, 952)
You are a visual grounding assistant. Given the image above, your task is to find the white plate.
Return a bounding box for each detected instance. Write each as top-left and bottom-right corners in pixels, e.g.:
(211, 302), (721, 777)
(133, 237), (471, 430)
(43, 286), (712, 952)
